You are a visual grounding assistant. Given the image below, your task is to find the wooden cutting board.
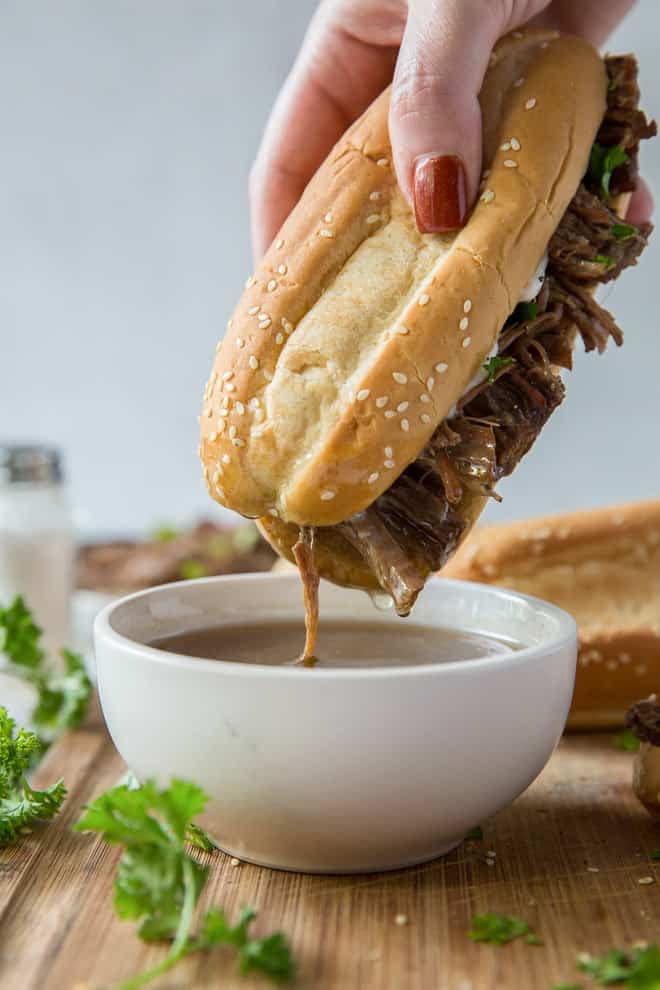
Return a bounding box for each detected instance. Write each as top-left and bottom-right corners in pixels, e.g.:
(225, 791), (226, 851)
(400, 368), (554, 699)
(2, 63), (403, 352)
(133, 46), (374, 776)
(1, 702), (659, 990)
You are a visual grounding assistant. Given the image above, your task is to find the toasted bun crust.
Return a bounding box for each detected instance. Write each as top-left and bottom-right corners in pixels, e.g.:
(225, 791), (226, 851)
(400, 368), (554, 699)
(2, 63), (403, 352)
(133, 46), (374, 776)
(443, 499), (660, 728)
(200, 29), (606, 531)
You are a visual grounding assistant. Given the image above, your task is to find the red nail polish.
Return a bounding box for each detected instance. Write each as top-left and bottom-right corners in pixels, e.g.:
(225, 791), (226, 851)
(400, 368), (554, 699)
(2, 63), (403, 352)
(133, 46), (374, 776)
(413, 155), (468, 233)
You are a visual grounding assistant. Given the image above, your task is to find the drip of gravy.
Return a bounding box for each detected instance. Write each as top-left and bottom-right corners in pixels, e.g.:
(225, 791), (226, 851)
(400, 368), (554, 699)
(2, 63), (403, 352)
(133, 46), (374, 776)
(291, 525), (319, 665)
(151, 621), (520, 668)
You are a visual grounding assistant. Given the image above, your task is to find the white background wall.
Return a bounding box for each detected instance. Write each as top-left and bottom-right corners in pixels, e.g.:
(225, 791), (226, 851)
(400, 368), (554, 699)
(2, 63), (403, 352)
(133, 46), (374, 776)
(2, 1), (658, 536)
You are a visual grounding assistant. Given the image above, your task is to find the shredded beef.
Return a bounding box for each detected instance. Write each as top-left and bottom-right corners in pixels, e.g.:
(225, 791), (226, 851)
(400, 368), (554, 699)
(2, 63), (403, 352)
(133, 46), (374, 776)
(625, 700), (660, 747)
(325, 53), (654, 614)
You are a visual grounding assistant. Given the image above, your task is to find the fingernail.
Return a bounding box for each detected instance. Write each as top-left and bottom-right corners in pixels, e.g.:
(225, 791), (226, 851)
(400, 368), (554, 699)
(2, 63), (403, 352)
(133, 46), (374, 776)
(413, 154), (468, 233)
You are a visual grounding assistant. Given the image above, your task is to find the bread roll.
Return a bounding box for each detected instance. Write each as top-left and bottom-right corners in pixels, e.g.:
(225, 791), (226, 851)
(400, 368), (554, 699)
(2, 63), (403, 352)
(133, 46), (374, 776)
(443, 499), (660, 728)
(200, 29), (606, 538)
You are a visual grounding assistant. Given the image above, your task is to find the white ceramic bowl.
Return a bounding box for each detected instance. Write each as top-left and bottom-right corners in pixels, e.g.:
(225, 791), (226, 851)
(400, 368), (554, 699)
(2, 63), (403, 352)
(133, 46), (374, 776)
(94, 573), (577, 874)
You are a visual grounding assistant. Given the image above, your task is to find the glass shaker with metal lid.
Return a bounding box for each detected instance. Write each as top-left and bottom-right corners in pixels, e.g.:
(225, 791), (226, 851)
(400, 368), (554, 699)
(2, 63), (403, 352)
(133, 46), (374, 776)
(0, 445), (74, 664)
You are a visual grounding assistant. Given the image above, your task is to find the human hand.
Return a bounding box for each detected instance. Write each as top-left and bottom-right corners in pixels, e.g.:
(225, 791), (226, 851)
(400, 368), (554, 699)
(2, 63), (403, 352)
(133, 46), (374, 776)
(250, 0), (650, 260)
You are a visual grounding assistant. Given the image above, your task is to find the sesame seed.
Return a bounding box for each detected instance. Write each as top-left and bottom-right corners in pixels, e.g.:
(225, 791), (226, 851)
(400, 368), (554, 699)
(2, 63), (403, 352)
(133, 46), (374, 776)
(263, 370), (273, 382)
(228, 425), (237, 439)
(357, 389), (371, 401)
(420, 413), (431, 424)
(248, 305), (259, 315)
(397, 401), (409, 413)
(320, 490), (336, 501)
(394, 914), (408, 926)
(275, 332), (284, 345)
(245, 275), (256, 288)
(481, 188), (495, 203)
(275, 238), (284, 249)
(324, 212), (333, 223)
(368, 472), (379, 484)
(459, 316), (469, 331)
(513, 30), (523, 38)
(224, 382), (236, 391)
(384, 459), (395, 469)
(510, 137), (521, 151)
(435, 362), (448, 373)
(503, 159), (518, 168)
(586, 866), (600, 873)
(396, 325), (410, 335)
(209, 431), (218, 442)
(218, 408), (229, 417)
(212, 468), (221, 483)
(619, 652), (631, 664)
(248, 355), (258, 370)
(217, 419), (226, 433)
(235, 401), (245, 415)
(384, 410), (396, 419)
(232, 438), (245, 447)
(369, 191), (381, 201)
(384, 446), (393, 457)
(236, 337), (245, 349)
(281, 318), (293, 334)
(426, 376), (435, 391)
(277, 263), (287, 275)
(222, 453), (231, 464)
(320, 228), (334, 238)
(254, 408), (265, 422)
(375, 396), (389, 409)
(401, 419), (410, 432)
(463, 299), (472, 313)
(514, 76), (525, 87)
(638, 876), (655, 885)
(206, 407), (213, 418)
(420, 393), (430, 403)
(230, 857), (241, 866)
(268, 507), (279, 517)
(462, 336), (472, 348)
(227, 318), (233, 328)
(500, 142), (511, 151)
(267, 279), (277, 292)
(418, 293), (430, 307)
(525, 97), (537, 110)
(222, 370), (234, 381)
(376, 157), (389, 167)
(221, 395), (229, 408)
(392, 372), (407, 384)
(367, 214), (381, 224)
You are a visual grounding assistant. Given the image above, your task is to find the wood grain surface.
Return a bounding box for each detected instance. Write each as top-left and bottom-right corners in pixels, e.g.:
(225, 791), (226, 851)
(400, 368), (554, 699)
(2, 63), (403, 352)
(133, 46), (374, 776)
(1, 708), (659, 990)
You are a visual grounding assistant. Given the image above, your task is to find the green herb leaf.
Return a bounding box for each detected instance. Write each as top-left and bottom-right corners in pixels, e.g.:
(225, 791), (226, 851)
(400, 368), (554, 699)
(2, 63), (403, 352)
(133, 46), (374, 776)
(595, 254), (614, 268)
(0, 596), (92, 745)
(578, 948), (635, 983)
(650, 851), (660, 861)
(179, 559), (208, 580)
(612, 222), (636, 241)
(151, 524), (179, 543)
(75, 778), (294, 987)
(608, 79), (618, 93)
(589, 142), (629, 199)
(0, 706), (66, 845)
(469, 913), (536, 946)
(514, 300), (539, 322)
(629, 945), (660, 989)
(185, 822), (218, 853)
(524, 934), (544, 946)
(465, 825), (484, 841)
(613, 729), (640, 752)
(483, 356), (515, 385)
(552, 984), (583, 990)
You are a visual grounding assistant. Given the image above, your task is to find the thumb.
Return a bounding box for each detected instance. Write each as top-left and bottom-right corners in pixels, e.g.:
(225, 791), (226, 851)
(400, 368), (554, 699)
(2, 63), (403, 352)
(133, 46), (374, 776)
(389, 0), (548, 233)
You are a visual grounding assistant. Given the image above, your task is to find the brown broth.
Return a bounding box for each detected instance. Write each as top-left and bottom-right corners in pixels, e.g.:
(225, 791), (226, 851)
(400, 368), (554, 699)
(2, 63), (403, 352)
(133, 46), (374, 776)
(150, 620), (520, 668)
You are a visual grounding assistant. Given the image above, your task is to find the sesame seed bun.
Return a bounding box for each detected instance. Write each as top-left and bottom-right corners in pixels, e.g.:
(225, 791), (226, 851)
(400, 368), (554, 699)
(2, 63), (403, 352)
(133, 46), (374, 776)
(443, 498), (660, 728)
(200, 29), (606, 571)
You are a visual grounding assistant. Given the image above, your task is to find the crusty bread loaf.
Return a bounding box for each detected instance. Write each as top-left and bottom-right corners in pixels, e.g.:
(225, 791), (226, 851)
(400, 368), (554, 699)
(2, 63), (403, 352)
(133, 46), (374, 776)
(200, 29), (606, 535)
(443, 499), (660, 728)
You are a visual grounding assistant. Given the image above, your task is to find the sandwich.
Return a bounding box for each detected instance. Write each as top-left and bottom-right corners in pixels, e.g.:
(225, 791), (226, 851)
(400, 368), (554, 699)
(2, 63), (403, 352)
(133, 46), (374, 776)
(442, 499), (660, 728)
(199, 29), (654, 620)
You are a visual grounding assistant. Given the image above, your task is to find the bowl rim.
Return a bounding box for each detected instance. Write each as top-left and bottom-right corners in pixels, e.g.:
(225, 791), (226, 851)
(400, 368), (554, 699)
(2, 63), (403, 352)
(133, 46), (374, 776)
(94, 573), (577, 681)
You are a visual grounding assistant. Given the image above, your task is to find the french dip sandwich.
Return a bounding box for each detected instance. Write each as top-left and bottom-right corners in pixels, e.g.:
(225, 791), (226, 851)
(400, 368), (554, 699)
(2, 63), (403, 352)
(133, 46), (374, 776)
(200, 29), (654, 618)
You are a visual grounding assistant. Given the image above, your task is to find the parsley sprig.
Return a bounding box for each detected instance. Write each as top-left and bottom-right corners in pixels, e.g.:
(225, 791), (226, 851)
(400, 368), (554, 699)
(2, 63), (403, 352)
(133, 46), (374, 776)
(0, 596), (91, 745)
(469, 912), (542, 946)
(577, 944), (660, 987)
(613, 729), (640, 753)
(75, 778), (294, 989)
(483, 355), (515, 384)
(0, 706), (66, 844)
(589, 143), (629, 200)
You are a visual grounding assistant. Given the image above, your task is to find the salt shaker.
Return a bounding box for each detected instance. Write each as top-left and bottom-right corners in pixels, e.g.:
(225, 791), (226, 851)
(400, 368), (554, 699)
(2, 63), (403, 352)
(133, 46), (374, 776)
(0, 445), (75, 664)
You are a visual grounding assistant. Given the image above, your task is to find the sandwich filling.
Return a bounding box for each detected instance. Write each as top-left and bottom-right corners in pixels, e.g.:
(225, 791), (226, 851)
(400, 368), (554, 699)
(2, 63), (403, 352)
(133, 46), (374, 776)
(328, 54), (655, 615)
